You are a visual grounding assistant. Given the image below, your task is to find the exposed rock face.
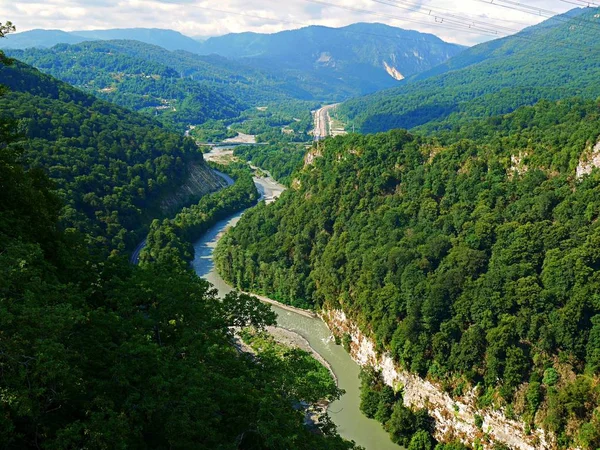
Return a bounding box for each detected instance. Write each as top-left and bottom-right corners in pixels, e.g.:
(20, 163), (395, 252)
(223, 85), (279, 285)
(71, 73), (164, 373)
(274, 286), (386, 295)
(322, 309), (553, 450)
(576, 141), (600, 179)
(383, 61), (405, 80)
(304, 147), (323, 167)
(160, 162), (227, 214)
(510, 152), (529, 178)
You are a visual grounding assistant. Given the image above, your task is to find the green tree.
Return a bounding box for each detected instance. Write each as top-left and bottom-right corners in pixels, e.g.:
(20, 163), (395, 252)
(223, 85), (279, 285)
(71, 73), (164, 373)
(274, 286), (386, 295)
(408, 430), (435, 450)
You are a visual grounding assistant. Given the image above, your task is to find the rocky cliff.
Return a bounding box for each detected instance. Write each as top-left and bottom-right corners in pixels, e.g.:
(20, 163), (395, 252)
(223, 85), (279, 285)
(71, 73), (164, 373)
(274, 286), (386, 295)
(160, 162), (228, 215)
(322, 309), (553, 450)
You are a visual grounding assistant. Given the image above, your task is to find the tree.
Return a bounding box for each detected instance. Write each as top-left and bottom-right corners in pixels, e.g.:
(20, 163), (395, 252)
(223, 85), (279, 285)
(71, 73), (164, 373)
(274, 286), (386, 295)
(408, 430), (435, 450)
(0, 21), (14, 65)
(386, 402), (417, 446)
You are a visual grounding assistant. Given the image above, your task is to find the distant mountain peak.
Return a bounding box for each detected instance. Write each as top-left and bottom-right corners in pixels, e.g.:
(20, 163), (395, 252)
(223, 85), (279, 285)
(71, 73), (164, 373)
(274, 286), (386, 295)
(2, 23), (464, 100)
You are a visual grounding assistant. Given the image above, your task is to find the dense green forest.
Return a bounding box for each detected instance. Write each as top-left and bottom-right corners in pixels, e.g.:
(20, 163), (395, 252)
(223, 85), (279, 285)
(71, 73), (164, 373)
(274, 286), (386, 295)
(0, 116), (355, 450)
(189, 100), (316, 145)
(229, 102), (315, 142)
(0, 28), (356, 450)
(140, 164), (259, 267)
(0, 57), (227, 253)
(338, 8), (600, 134)
(216, 98), (600, 449)
(5, 39), (319, 110)
(233, 144), (306, 186)
(7, 42), (242, 130)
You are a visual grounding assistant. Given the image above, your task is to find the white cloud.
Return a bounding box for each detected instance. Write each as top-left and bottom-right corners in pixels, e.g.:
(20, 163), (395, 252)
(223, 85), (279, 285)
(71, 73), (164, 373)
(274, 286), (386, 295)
(0, 0), (587, 45)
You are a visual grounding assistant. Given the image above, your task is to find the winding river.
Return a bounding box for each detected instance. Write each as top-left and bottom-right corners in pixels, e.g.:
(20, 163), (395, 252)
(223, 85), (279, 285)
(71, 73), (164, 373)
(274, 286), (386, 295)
(191, 148), (399, 450)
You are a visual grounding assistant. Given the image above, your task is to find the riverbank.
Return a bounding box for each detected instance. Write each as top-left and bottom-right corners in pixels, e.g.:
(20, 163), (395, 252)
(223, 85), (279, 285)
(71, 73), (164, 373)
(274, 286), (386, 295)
(242, 290), (317, 319)
(222, 131), (257, 144)
(266, 326), (337, 384)
(192, 174), (401, 450)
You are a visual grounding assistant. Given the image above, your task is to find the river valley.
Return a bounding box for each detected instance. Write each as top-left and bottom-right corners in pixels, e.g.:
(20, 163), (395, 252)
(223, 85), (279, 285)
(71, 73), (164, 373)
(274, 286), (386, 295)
(191, 148), (399, 450)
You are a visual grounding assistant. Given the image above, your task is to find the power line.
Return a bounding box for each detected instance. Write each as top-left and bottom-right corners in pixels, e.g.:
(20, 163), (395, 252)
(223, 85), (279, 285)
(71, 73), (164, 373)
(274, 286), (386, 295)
(366, 0), (599, 48)
(298, 0), (597, 51)
(474, 0), (600, 28)
(147, 0), (599, 52)
(360, 0), (597, 49)
(558, 0), (600, 7)
(413, 0), (534, 26)
(370, 0), (523, 35)
(303, 0), (508, 37)
(178, 0), (517, 43)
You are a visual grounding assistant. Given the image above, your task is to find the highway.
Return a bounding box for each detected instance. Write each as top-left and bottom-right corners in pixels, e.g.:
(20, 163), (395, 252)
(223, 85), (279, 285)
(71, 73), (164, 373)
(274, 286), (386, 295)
(312, 103), (346, 141)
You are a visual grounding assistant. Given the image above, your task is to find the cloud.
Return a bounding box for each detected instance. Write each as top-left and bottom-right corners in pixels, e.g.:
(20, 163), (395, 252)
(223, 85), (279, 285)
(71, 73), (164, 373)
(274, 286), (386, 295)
(0, 0), (584, 45)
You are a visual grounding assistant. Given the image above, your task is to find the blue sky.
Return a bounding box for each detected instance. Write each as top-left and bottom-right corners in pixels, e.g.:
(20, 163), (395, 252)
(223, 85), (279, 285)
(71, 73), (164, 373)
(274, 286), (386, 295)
(0, 0), (590, 45)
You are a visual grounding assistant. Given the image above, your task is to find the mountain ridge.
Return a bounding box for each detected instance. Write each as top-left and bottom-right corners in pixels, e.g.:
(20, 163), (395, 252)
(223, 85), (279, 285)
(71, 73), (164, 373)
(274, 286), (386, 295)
(2, 23), (465, 99)
(338, 7), (600, 133)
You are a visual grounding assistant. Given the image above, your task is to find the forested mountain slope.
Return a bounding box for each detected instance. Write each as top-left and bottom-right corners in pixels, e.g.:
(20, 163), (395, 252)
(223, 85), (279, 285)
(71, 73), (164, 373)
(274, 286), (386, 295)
(216, 98), (600, 449)
(338, 7), (600, 133)
(4, 24), (464, 102)
(197, 23), (465, 98)
(0, 58), (225, 253)
(6, 41), (242, 130)
(0, 71), (355, 450)
(5, 40), (322, 112)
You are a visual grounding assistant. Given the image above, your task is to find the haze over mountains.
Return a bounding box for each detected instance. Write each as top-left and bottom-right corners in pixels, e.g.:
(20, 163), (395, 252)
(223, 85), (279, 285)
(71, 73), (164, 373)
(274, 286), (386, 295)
(1, 28), (200, 52)
(5, 5), (600, 449)
(195, 24), (464, 94)
(338, 7), (600, 133)
(2, 23), (465, 99)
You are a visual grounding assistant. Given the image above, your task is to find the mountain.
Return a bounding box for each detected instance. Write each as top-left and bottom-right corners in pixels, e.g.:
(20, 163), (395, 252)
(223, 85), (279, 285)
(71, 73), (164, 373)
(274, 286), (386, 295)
(73, 28), (202, 52)
(6, 41), (243, 130)
(0, 57), (226, 251)
(1, 29), (91, 48)
(215, 98), (600, 449)
(0, 64), (355, 450)
(0, 27), (201, 52)
(196, 23), (465, 97)
(3, 24), (464, 101)
(5, 39), (325, 109)
(338, 7), (600, 133)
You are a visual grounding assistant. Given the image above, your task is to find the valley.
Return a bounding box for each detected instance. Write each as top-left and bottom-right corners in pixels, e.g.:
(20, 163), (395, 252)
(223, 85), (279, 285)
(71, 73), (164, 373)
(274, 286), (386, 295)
(3, 5), (600, 450)
(191, 148), (399, 450)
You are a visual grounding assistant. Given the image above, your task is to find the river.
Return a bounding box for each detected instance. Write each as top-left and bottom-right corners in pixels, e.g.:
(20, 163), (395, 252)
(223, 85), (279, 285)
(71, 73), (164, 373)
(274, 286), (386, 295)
(191, 148), (399, 450)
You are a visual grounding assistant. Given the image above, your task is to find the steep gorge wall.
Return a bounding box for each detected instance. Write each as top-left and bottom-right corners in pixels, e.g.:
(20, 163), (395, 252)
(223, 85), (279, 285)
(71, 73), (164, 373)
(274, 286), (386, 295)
(160, 162), (227, 214)
(322, 309), (553, 450)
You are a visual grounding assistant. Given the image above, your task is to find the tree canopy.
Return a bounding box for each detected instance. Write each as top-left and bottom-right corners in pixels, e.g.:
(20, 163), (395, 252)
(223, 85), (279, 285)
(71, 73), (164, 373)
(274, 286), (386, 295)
(216, 98), (600, 449)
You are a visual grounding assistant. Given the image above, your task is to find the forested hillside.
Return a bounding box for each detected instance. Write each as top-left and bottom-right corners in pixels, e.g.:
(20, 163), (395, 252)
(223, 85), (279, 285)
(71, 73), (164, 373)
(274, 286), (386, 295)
(6, 41), (243, 130)
(0, 57), (225, 253)
(196, 23), (465, 98)
(0, 91), (355, 450)
(0, 28), (356, 450)
(4, 23), (464, 103)
(338, 7), (600, 133)
(5, 40), (326, 113)
(216, 98), (600, 449)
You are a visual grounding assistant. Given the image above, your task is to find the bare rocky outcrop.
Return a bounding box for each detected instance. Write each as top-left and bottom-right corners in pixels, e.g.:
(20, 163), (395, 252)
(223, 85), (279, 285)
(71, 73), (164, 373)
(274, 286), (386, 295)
(322, 309), (554, 450)
(576, 141), (600, 179)
(304, 147), (323, 167)
(160, 162), (227, 214)
(510, 151), (530, 178)
(383, 61), (405, 80)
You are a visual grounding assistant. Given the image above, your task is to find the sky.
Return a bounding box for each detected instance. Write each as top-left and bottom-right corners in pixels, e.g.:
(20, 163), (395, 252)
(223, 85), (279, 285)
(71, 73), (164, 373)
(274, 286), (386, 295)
(0, 0), (589, 45)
